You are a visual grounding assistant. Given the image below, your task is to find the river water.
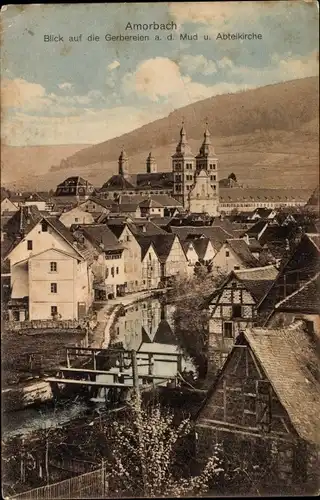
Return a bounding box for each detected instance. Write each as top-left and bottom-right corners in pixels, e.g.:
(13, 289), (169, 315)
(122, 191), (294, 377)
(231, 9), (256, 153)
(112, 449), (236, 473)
(3, 297), (196, 439)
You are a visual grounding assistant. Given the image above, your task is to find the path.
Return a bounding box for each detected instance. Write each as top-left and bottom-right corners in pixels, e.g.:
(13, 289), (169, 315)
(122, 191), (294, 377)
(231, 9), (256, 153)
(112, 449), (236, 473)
(91, 288), (167, 349)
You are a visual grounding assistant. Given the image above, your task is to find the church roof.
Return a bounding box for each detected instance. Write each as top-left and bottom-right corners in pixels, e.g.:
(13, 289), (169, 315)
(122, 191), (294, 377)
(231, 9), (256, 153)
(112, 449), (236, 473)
(172, 125), (193, 158)
(196, 126), (217, 158)
(101, 174), (137, 190)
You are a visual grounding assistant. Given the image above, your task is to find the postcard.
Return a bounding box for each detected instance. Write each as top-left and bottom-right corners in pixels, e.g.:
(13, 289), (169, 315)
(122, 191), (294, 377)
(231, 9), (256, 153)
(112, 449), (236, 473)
(1, 2), (319, 499)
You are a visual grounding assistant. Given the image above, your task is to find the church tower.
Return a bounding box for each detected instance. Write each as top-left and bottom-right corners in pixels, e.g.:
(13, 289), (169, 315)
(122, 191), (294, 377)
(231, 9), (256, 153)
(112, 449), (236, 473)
(118, 148), (129, 177)
(171, 123), (195, 207)
(146, 151), (157, 173)
(189, 123), (219, 215)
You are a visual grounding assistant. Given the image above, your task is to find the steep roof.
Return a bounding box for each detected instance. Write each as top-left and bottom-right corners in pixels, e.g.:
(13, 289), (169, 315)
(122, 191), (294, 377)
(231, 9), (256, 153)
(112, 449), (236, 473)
(84, 197), (114, 209)
(79, 224), (124, 251)
(274, 272), (320, 314)
(3, 205), (43, 239)
(136, 172), (174, 189)
(226, 238), (260, 267)
(135, 235), (156, 260)
(153, 319), (177, 345)
(128, 220), (167, 237)
(192, 238), (210, 260)
(234, 265), (278, 302)
(137, 234), (176, 263)
(170, 225), (233, 251)
(244, 327), (320, 446)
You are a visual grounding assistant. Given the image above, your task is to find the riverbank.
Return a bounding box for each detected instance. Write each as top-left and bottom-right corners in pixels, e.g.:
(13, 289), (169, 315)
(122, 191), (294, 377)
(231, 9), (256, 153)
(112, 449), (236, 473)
(2, 288), (168, 412)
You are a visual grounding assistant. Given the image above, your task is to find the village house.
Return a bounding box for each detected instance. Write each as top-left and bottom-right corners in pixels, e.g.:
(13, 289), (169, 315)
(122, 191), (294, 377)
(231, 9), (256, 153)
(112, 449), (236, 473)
(258, 233), (320, 324)
(169, 225), (234, 255)
(135, 236), (162, 290)
(195, 327), (320, 495)
(1, 197), (18, 214)
(192, 236), (216, 264)
(266, 272), (320, 336)
(181, 240), (199, 276)
(107, 221), (143, 293)
(139, 198), (165, 218)
(136, 233), (189, 286)
(55, 176), (95, 198)
(206, 265), (278, 371)
(4, 215), (94, 321)
(59, 206), (95, 228)
(72, 224), (126, 300)
(78, 196), (113, 216)
(211, 238), (260, 275)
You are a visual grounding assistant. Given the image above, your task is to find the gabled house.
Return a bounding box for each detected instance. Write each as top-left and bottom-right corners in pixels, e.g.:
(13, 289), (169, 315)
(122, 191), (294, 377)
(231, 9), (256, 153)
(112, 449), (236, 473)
(266, 272), (320, 337)
(73, 224), (126, 300)
(138, 234), (188, 285)
(5, 217), (94, 321)
(181, 240), (199, 276)
(1, 197), (18, 215)
(135, 236), (162, 290)
(211, 238), (260, 275)
(169, 225), (233, 254)
(59, 206), (95, 228)
(192, 237), (216, 263)
(251, 207), (277, 221)
(258, 233), (320, 324)
(139, 198), (165, 218)
(195, 327), (320, 494)
(206, 265), (278, 371)
(78, 196), (113, 216)
(107, 222), (143, 293)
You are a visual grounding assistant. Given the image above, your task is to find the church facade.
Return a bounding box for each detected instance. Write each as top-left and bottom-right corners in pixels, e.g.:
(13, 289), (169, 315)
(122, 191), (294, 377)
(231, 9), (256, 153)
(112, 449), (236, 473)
(99, 124), (220, 216)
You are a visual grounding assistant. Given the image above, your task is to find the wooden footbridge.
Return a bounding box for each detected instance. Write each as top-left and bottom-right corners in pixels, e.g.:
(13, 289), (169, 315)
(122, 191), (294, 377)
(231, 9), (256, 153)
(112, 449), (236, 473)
(45, 346), (184, 403)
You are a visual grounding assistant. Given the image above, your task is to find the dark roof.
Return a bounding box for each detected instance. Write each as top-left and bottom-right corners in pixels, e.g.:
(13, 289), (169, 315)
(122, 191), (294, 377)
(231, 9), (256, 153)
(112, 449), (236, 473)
(136, 172), (173, 189)
(226, 238), (260, 267)
(244, 327), (320, 445)
(119, 194), (182, 207)
(234, 266), (278, 302)
(139, 198), (164, 209)
(101, 174), (136, 190)
(128, 221), (167, 237)
(78, 224), (123, 251)
(275, 272), (320, 314)
(259, 224), (296, 246)
(137, 234), (176, 263)
(254, 207), (274, 218)
(153, 319), (177, 345)
(84, 197), (115, 209)
(245, 220), (269, 239)
(135, 235), (155, 260)
(192, 238), (210, 260)
(307, 233), (320, 252)
(110, 203), (140, 213)
(248, 237), (263, 252)
(3, 205), (43, 240)
(170, 226), (233, 251)
(45, 217), (77, 247)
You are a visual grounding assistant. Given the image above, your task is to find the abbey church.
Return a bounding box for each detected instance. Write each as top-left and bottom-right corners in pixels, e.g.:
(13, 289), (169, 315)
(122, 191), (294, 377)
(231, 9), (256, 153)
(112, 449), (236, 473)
(99, 124), (220, 216)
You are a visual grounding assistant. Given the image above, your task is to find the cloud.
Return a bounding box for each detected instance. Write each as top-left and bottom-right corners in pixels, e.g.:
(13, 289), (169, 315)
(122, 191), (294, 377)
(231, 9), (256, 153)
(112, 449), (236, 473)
(179, 55), (217, 75)
(1, 78), (46, 109)
(58, 82), (74, 91)
(169, 1), (263, 28)
(107, 60), (120, 71)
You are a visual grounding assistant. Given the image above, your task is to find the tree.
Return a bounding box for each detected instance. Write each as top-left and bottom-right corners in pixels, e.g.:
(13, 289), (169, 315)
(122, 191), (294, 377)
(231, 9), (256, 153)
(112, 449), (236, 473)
(169, 271), (227, 378)
(106, 394), (223, 498)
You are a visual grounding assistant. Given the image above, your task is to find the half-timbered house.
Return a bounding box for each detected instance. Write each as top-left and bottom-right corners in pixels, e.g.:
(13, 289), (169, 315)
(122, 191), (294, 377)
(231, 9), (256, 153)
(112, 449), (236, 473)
(206, 265), (278, 371)
(195, 327), (320, 495)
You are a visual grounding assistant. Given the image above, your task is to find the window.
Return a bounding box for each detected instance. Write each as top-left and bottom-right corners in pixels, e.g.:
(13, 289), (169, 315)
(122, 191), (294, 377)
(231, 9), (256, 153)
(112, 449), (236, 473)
(106, 268), (109, 278)
(234, 265), (240, 270)
(27, 240), (33, 250)
(50, 283), (57, 293)
(75, 217), (79, 222)
(223, 321), (233, 338)
(232, 304), (242, 318)
(116, 267), (119, 274)
(50, 262), (57, 272)
(149, 253), (152, 261)
(51, 306), (58, 316)
(41, 221), (48, 232)
(226, 250), (230, 257)
(111, 267), (115, 277)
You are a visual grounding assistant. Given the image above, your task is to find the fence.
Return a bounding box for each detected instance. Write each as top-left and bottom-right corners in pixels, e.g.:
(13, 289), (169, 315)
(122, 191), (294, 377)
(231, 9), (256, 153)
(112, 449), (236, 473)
(8, 466), (108, 500)
(4, 319), (89, 332)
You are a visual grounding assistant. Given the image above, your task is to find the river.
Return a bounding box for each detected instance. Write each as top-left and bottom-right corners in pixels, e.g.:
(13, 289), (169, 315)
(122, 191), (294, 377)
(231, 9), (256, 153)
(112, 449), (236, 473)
(3, 297), (197, 439)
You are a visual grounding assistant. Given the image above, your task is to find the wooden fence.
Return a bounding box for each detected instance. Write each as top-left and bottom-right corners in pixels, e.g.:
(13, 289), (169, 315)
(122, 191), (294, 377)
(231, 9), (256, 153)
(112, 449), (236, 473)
(8, 466), (108, 500)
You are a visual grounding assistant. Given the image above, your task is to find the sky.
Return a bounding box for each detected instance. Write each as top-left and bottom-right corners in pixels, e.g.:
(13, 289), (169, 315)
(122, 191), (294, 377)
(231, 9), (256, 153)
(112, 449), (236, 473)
(1, 1), (319, 146)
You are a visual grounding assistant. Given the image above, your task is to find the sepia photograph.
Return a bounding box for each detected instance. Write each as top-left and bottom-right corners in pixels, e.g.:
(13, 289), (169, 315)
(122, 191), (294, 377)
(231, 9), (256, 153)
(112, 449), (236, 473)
(1, 1), (319, 498)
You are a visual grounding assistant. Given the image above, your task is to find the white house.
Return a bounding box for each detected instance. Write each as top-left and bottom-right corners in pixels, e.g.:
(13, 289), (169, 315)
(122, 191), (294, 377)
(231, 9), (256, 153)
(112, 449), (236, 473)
(136, 237), (162, 290)
(181, 240), (199, 276)
(5, 217), (94, 321)
(59, 206), (95, 228)
(139, 199), (165, 218)
(1, 197), (19, 215)
(211, 238), (260, 275)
